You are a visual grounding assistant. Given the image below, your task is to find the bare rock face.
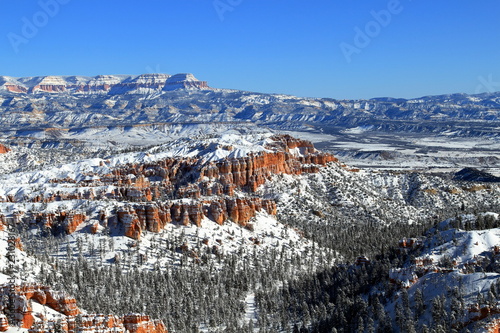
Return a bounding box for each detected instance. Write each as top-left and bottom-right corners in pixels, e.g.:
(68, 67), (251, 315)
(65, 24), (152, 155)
(163, 73), (209, 91)
(112, 196), (280, 239)
(187, 203), (204, 227)
(0, 283), (168, 333)
(145, 204), (171, 232)
(28, 76), (67, 93)
(72, 74), (123, 93)
(117, 203), (176, 240)
(0, 284), (79, 329)
(117, 207), (143, 240)
(123, 314), (167, 333)
(16, 135), (335, 240)
(64, 213), (87, 234)
(3, 84), (28, 93)
(0, 144), (10, 154)
(31, 211), (87, 234)
(109, 74), (171, 94)
(209, 201), (226, 225)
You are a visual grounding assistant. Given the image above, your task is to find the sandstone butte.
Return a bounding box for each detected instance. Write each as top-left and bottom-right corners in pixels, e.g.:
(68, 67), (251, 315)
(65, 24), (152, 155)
(0, 135), (338, 240)
(0, 283), (167, 333)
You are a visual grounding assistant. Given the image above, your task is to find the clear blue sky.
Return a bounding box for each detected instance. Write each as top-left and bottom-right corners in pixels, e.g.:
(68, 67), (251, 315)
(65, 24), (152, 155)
(0, 0), (499, 99)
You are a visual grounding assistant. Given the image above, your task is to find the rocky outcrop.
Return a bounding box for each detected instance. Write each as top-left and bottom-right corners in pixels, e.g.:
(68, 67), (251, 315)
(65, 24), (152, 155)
(123, 314), (167, 333)
(163, 73), (209, 91)
(82, 136), (336, 201)
(64, 213), (87, 234)
(2, 84), (28, 93)
(117, 203), (173, 239)
(71, 74), (123, 93)
(1, 135), (335, 239)
(0, 284), (78, 329)
(28, 76), (67, 93)
(0, 283), (167, 333)
(0, 144), (10, 154)
(109, 74), (172, 94)
(114, 197), (278, 239)
(8, 135), (334, 239)
(0, 76), (28, 93)
(31, 211), (87, 234)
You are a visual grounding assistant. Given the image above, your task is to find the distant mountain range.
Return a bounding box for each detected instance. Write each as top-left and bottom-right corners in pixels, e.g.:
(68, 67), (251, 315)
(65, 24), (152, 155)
(0, 73), (499, 139)
(0, 73), (209, 94)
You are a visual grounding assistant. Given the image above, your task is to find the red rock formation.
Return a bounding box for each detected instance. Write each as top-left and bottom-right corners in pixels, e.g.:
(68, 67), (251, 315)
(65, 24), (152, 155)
(262, 199), (277, 215)
(4, 84), (28, 93)
(21, 312), (34, 329)
(145, 204), (171, 232)
(114, 197), (278, 239)
(209, 201), (226, 225)
(117, 207), (143, 240)
(1, 283), (168, 332)
(123, 314), (165, 333)
(187, 203), (204, 227)
(22, 135), (335, 239)
(485, 317), (500, 333)
(42, 287), (79, 316)
(0, 144), (10, 154)
(64, 213), (86, 234)
(62, 135), (336, 202)
(0, 284), (77, 329)
(30, 84), (66, 93)
(180, 210), (190, 226)
(31, 211), (87, 234)
(222, 198), (276, 225)
(170, 203), (182, 223)
(90, 222), (99, 234)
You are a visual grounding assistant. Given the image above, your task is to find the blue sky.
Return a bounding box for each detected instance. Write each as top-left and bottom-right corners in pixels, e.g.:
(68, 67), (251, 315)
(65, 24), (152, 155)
(0, 0), (499, 99)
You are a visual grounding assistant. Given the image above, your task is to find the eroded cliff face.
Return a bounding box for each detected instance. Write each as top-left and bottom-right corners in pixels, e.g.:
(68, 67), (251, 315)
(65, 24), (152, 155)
(0, 283), (167, 333)
(114, 197), (278, 239)
(29, 211), (87, 234)
(3, 135), (336, 240)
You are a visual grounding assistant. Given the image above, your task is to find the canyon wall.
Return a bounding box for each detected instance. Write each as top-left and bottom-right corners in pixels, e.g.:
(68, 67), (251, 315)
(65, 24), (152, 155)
(2, 135), (336, 240)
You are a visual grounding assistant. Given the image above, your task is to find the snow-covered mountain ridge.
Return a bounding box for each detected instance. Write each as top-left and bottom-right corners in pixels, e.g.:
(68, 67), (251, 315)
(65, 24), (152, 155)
(0, 74), (499, 132)
(0, 73), (209, 95)
(1, 73), (499, 172)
